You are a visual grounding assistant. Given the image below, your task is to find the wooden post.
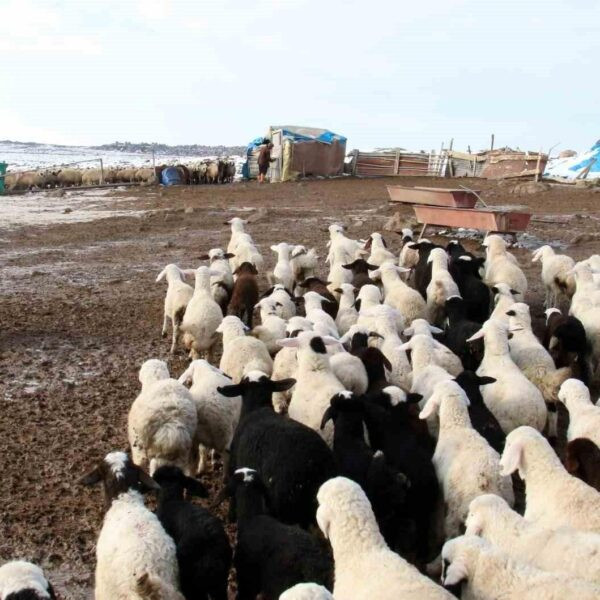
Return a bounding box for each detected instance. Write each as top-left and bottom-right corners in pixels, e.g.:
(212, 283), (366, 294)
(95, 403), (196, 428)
(393, 151), (400, 175)
(352, 149), (359, 176)
(449, 138), (454, 151)
(490, 134), (495, 151)
(534, 149), (542, 182)
(99, 159), (104, 184)
(152, 145), (157, 182)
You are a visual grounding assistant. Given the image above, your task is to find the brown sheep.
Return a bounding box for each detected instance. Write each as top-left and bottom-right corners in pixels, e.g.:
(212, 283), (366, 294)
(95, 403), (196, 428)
(342, 259), (379, 290)
(228, 262), (259, 327)
(297, 277), (339, 319)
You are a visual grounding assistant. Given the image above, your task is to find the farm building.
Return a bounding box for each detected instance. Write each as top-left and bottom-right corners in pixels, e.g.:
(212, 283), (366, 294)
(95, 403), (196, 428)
(243, 126), (347, 182)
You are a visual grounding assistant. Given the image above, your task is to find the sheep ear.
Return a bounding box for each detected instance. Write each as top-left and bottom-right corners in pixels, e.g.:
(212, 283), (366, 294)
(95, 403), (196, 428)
(466, 329), (485, 343)
(403, 327), (414, 337)
(443, 559), (468, 586)
(269, 378), (296, 392)
(218, 384), (244, 397)
(260, 286), (275, 298)
(370, 269), (381, 278)
(419, 397), (438, 420)
(500, 440), (524, 476)
(183, 476), (209, 498)
(316, 505), (332, 540)
(323, 336), (341, 346)
(466, 513), (484, 536)
(137, 467), (161, 492)
(510, 289), (519, 295)
(320, 406), (334, 430)
(198, 254), (210, 260)
(155, 268), (167, 282)
(491, 286), (499, 294)
(382, 356), (392, 371)
(79, 466), (102, 486)
(342, 262), (356, 270)
(224, 252), (235, 259)
(366, 263), (379, 270)
(477, 376), (496, 386)
(398, 341), (412, 352)
(429, 325), (443, 334)
(277, 338), (300, 348)
(406, 393), (423, 404)
(178, 365), (194, 386)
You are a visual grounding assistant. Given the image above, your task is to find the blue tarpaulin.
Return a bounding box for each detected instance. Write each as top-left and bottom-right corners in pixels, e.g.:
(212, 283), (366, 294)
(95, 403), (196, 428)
(545, 140), (600, 180)
(161, 166), (181, 186)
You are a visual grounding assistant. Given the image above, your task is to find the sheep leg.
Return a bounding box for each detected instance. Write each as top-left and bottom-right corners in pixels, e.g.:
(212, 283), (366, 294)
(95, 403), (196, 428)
(170, 321), (179, 354)
(210, 449), (217, 469)
(221, 450), (230, 482)
(197, 445), (208, 474)
(161, 314), (169, 338)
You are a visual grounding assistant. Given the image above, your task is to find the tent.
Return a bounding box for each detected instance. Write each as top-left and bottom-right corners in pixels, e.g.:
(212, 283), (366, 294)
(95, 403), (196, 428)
(545, 140), (600, 180)
(243, 126), (347, 182)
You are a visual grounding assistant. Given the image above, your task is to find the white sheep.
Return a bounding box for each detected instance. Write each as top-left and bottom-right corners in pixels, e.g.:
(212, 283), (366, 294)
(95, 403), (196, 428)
(482, 235), (527, 301)
(270, 242), (294, 291)
(226, 217), (248, 255)
(81, 452), (184, 600)
(279, 332), (345, 446)
(156, 264), (194, 353)
(252, 297), (288, 356)
(372, 262), (427, 325)
(365, 232), (396, 267)
(532, 244), (575, 307)
(180, 266), (224, 361)
(279, 582), (333, 599)
(264, 283), (297, 320)
(325, 224), (362, 266)
(304, 291), (340, 337)
(403, 318), (462, 376)
(398, 229), (420, 280)
(199, 248), (235, 311)
(329, 351), (369, 395)
(326, 245), (354, 296)
(558, 378), (600, 447)
(420, 380), (514, 539)
(217, 315), (273, 383)
(271, 317), (313, 413)
(465, 493), (600, 586)
(0, 561), (55, 599)
(316, 477), (452, 600)
(469, 319), (547, 433)
(489, 282), (520, 323)
(128, 359), (198, 475)
(334, 283), (358, 335)
(231, 239), (264, 272)
(507, 302), (571, 408)
(500, 426), (600, 533)
(178, 359), (241, 475)
(290, 245), (319, 288)
(426, 248), (461, 325)
(441, 534), (600, 599)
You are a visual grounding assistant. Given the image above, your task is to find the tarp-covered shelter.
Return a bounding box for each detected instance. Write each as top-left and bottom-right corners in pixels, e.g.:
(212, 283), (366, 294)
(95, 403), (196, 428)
(243, 126), (347, 182)
(545, 140), (600, 180)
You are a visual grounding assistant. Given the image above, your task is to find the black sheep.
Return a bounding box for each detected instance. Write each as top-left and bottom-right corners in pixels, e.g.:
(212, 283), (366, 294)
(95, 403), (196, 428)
(565, 438), (600, 492)
(219, 372), (336, 528)
(409, 240), (442, 299)
(152, 466), (232, 600)
(221, 468), (333, 600)
(444, 296), (484, 371)
(448, 254), (490, 323)
(341, 258), (378, 290)
(346, 328), (391, 393)
(454, 371), (505, 453)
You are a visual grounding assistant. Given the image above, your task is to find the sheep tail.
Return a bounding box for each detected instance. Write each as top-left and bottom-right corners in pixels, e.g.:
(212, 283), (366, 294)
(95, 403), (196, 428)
(152, 423), (192, 462)
(135, 572), (185, 600)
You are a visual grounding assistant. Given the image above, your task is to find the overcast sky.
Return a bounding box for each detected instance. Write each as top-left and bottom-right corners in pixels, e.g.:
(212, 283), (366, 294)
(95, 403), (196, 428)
(1, 0), (598, 152)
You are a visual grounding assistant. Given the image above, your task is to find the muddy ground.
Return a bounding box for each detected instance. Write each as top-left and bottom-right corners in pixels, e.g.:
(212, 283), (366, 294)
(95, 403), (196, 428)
(1, 175), (599, 598)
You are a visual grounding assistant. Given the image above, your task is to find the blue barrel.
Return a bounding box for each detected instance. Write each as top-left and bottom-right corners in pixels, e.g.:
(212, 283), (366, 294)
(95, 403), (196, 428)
(161, 166), (181, 186)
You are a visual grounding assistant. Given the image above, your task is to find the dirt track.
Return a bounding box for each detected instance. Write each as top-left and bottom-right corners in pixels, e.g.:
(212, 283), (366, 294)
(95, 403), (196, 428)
(1, 176), (599, 598)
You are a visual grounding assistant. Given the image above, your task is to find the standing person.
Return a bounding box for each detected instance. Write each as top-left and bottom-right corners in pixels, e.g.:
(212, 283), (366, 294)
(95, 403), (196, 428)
(257, 142), (275, 183)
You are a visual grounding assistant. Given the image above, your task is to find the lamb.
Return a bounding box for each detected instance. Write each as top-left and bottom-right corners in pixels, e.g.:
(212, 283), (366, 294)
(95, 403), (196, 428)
(226, 216), (249, 256)
(232, 239), (264, 272)
(198, 248), (235, 314)
(220, 468), (333, 600)
(447, 253), (490, 323)
(227, 262), (260, 328)
(532, 244), (575, 307)
(217, 315), (273, 383)
(289, 246), (319, 288)
(128, 360), (198, 476)
(465, 493), (600, 586)
(469, 319), (547, 433)
(270, 242), (294, 291)
(443, 296), (484, 371)
(419, 380), (514, 540)
(334, 283), (358, 335)
(156, 264), (194, 354)
(341, 258), (378, 290)
(565, 438), (600, 491)
(454, 370), (505, 453)
(178, 359), (241, 474)
(397, 228), (419, 280)
(279, 583), (333, 600)
(0, 561), (56, 599)
(262, 283), (296, 320)
(221, 371), (335, 527)
(403, 318), (463, 376)
(316, 477), (452, 600)
(364, 232), (396, 267)
(80, 451), (184, 600)
(326, 246), (354, 296)
(271, 317), (314, 414)
(500, 426), (600, 533)
(371, 262), (427, 325)
(557, 378), (600, 447)
(180, 266), (224, 361)
(303, 291), (340, 337)
(252, 297), (288, 356)
(441, 534), (600, 599)
(329, 352), (369, 395)
(482, 234), (527, 301)
(325, 223), (362, 265)
(488, 282), (520, 323)
(279, 332), (346, 446)
(507, 302), (571, 408)
(409, 240), (442, 298)
(153, 466), (232, 600)
(426, 248), (461, 326)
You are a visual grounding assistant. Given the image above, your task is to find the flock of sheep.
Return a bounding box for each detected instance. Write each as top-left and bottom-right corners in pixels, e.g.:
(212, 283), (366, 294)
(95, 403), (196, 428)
(4, 217), (600, 599)
(4, 158), (237, 191)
